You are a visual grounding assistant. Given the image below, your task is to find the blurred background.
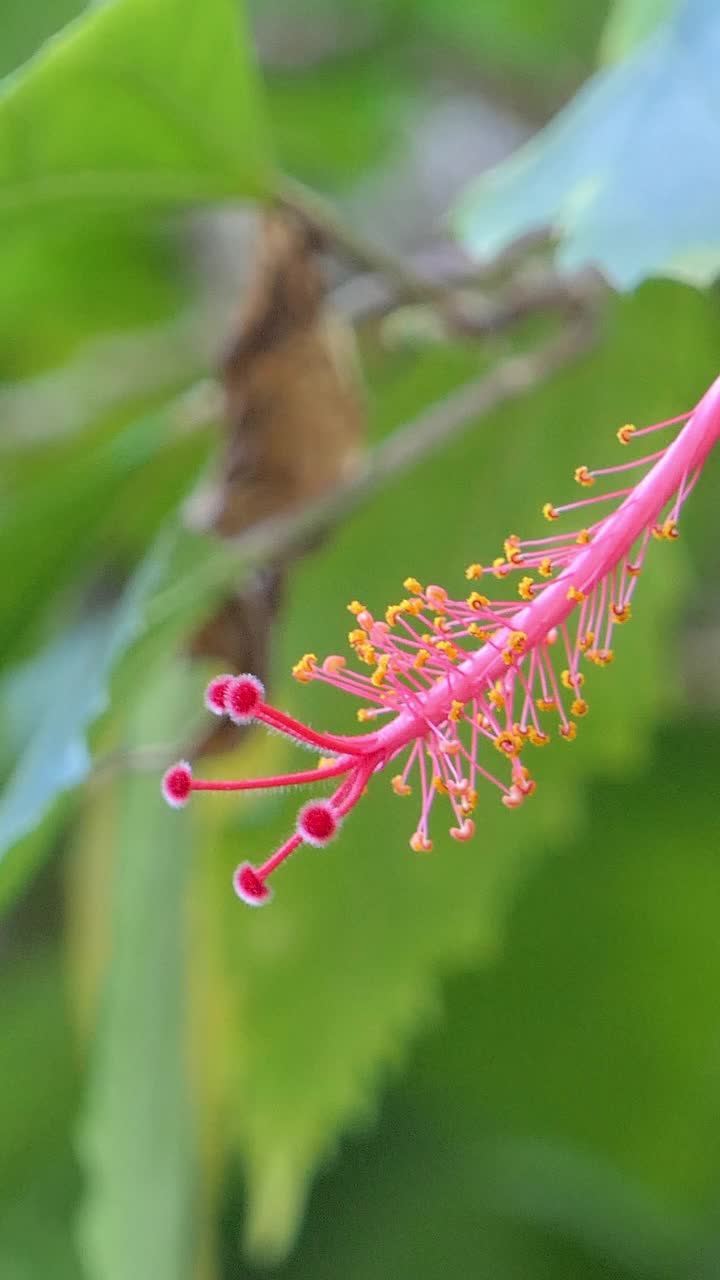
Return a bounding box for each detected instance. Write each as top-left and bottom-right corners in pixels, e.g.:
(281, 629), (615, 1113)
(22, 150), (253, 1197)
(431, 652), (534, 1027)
(2, 1), (720, 1277)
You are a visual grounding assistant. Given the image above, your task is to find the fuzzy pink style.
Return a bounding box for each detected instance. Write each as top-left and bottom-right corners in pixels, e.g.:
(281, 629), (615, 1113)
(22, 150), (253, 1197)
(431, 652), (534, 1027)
(162, 373), (720, 905)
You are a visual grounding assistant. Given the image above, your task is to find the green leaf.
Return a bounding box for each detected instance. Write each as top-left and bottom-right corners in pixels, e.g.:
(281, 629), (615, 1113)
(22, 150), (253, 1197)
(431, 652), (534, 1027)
(0, 536), (168, 906)
(0, 952), (81, 1279)
(453, 0), (720, 289)
(190, 282), (720, 1259)
(0, 0), (272, 218)
(601, 0), (677, 61)
(75, 659), (200, 1280)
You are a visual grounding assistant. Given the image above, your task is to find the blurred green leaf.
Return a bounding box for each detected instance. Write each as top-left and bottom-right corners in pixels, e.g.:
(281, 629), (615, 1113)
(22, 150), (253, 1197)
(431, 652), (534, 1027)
(454, 0), (720, 289)
(187, 283), (720, 1260)
(0, 0), (84, 79)
(234, 716), (720, 1280)
(0, 535), (168, 906)
(0, 0), (272, 218)
(76, 660), (200, 1280)
(0, 952), (81, 1279)
(601, 0), (677, 60)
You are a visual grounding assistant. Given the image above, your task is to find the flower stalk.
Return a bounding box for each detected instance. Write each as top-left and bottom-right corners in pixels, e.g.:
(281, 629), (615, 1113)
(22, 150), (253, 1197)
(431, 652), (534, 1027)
(163, 373), (720, 905)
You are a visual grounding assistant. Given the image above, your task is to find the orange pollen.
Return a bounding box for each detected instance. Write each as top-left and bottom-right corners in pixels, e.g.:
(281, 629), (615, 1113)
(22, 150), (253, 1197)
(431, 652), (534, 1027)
(465, 563), (484, 580)
(449, 700), (464, 722)
(576, 529), (592, 545)
(518, 576), (535, 600)
(436, 640), (459, 661)
(617, 423), (635, 445)
(559, 721), (577, 741)
(572, 698), (589, 716)
(574, 465), (594, 487)
(543, 503), (559, 521)
(392, 775), (412, 796)
(611, 603), (632, 624)
(347, 600), (365, 616)
(433, 776), (448, 795)
(493, 557), (510, 578)
(567, 585), (587, 603)
(466, 591), (490, 611)
(539, 558), (553, 578)
(536, 698), (556, 712)
(403, 576), (423, 594)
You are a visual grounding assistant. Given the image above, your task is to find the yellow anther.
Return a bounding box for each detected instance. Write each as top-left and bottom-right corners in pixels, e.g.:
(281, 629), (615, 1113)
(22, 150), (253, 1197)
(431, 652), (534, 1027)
(543, 503), (559, 521)
(559, 720), (577, 741)
(449, 700), (464, 722)
(662, 517), (679, 540)
(347, 600), (365, 616)
(508, 630), (527, 654)
(426, 585), (448, 609)
(493, 556), (510, 578)
(405, 597), (424, 615)
(586, 648), (614, 667)
(576, 529), (591, 545)
(574, 465), (594, 487)
(578, 630), (595, 652)
(528, 726), (550, 747)
(371, 655), (390, 687)
(504, 535), (523, 565)
(561, 668), (584, 689)
(626, 562), (642, 577)
(571, 698), (589, 717)
(468, 623), (491, 641)
(413, 647), (431, 669)
(348, 628), (365, 646)
(494, 730), (522, 757)
(403, 577), (423, 594)
(433, 775), (448, 795)
(539, 558), (553, 578)
(439, 739), (462, 756)
(357, 644), (376, 665)
(357, 708), (374, 722)
(385, 603), (404, 627)
(617, 423), (635, 445)
(410, 832), (432, 853)
(488, 686), (505, 710)
(433, 615), (450, 634)
(292, 652), (317, 682)
(392, 775), (412, 796)
(476, 712), (490, 730)
(536, 698), (556, 712)
(513, 722), (529, 740)
(465, 563), (484, 580)
(318, 755), (338, 770)
(611, 603), (632, 624)
(436, 640), (459, 661)
(518, 576), (535, 600)
(567, 585), (587, 604)
(466, 591), (490, 611)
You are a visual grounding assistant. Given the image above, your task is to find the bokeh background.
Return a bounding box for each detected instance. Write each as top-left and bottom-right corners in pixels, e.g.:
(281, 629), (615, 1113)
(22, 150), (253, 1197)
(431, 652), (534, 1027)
(2, 2), (720, 1278)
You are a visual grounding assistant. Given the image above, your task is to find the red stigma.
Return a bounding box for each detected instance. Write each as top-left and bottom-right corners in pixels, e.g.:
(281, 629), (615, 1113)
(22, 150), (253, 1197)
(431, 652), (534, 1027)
(297, 800), (339, 847)
(204, 673), (233, 716)
(225, 674), (265, 724)
(162, 761), (192, 808)
(234, 862), (272, 906)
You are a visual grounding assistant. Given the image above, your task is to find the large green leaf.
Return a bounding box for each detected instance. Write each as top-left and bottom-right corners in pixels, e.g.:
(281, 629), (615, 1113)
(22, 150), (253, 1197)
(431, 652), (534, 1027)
(189, 283), (720, 1259)
(75, 660), (200, 1280)
(0, 0), (272, 217)
(601, 0), (677, 60)
(454, 0), (720, 289)
(229, 719), (720, 1280)
(0, 953), (81, 1279)
(0, 536), (168, 906)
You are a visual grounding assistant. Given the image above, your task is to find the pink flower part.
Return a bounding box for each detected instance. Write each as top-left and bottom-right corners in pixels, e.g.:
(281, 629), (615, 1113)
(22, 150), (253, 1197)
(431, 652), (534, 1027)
(297, 800), (341, 847)
(204, 673), (233, 716)
(225, 674), (265, 724)
(162, 761), (192, 808)
(161, 373), (720, 905)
